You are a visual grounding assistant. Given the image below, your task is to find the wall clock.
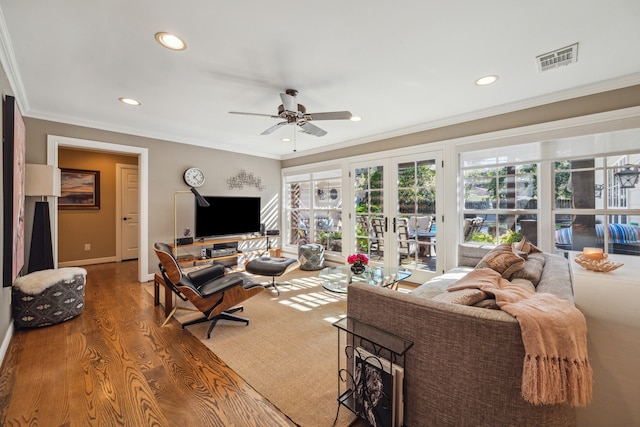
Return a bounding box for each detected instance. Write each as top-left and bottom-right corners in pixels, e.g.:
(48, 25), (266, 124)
(183, 167), (205, 188)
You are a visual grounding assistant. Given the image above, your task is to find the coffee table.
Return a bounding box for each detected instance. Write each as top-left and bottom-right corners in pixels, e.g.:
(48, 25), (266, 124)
(319, 265), (412, 293)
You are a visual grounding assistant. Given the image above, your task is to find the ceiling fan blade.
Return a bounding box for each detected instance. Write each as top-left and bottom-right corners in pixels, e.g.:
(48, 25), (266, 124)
(298, 121), (327, 137)
(229, 111), (279, 118)
(304, 111), (353, 121)
(280, 92), (298, 112)
(261, 121), (287, 135)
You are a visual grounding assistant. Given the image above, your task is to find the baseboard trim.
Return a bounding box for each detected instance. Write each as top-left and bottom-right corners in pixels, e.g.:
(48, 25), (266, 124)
(0, 321), (14, 368)
(58, 256), (118, 267)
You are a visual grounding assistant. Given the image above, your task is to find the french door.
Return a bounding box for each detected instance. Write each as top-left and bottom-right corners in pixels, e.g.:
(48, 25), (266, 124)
(351, 150), (443, 283)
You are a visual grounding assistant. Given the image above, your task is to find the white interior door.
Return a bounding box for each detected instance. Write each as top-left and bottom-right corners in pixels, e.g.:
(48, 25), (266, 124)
(119, 165), (139, 260)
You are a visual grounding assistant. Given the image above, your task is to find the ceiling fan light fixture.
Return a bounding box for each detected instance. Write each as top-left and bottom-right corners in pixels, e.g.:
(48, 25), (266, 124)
(119, 97), (141, 106)
(475, 75), (499, 86)
(155, 32), (187, 50)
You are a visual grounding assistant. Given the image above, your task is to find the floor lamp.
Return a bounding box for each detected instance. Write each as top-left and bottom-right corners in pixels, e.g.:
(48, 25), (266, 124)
(165, 187), (210, 325)
(173, 187), (210, 247)
(25, 164), (61, 273)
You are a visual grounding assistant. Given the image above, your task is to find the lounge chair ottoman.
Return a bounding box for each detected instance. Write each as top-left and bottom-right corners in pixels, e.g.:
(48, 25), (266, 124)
(12, 267), (87, 328)
(245, 257), (299, 295)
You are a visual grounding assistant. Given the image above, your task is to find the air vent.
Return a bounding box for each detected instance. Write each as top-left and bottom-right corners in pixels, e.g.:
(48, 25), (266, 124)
(536, 43), (578, 72)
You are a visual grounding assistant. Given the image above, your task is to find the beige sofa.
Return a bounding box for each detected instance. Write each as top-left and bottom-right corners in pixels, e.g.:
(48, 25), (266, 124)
(347, 244), (577, 426)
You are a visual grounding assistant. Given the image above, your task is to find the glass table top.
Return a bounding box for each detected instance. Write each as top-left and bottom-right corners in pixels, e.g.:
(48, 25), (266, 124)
(318, 265), (412, 293)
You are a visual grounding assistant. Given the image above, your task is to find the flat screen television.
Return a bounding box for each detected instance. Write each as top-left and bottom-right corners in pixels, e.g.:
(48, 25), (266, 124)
(195, 196), (261, 239)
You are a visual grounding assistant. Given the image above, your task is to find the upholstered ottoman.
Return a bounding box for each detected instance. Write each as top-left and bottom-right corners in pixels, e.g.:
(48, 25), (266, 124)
(12, 267), (87, 328)
(298, 243), (325, 270)
(245, 257), (299, 295)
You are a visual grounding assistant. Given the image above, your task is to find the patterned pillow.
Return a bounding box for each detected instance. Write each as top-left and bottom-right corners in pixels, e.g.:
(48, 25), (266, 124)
(513, 236), (542, 254)
(475, 244), (525, 279)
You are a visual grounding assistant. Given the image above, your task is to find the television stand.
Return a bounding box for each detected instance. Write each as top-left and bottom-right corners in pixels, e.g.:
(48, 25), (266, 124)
(168, 234), (280, 268)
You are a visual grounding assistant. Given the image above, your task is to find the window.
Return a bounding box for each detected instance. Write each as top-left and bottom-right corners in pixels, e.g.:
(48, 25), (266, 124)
(284, 170), (342, 253)
(553, 155), (640, 256)
(462, 163), (538, 245)
(460, 128), (640, 257)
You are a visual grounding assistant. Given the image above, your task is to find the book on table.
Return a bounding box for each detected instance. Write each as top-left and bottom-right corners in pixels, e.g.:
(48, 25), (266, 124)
(353, 346), (404, 427)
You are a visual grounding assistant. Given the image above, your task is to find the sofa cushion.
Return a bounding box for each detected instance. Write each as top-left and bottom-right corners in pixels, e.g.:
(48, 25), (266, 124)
(432, 288), (487, 305)
(509, 253), (545, 286)
(411, 267), (473, 299)
(475, 244), (525, 279)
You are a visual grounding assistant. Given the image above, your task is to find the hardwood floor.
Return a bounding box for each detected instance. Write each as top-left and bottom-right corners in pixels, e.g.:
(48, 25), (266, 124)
(0, 261), (295, 427)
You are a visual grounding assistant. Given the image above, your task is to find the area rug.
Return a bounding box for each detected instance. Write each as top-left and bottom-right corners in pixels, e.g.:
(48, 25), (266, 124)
(151, 269), (359, 427)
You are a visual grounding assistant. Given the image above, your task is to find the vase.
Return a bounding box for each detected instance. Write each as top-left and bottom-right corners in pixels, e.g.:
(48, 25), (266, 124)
(350, 263), (366, 274)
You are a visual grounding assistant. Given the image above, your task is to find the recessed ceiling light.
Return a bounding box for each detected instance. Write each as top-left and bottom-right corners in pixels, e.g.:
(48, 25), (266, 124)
(281, 138), (291, 142)
(350, 116), (362, 121)
(155, 32), (187, 50)
(119, 97), (141, 106)
(475, 75), (499, 86)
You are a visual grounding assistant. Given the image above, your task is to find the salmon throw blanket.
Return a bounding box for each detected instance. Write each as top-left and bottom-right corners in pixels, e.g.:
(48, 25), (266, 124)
(449, 268), (593, 407)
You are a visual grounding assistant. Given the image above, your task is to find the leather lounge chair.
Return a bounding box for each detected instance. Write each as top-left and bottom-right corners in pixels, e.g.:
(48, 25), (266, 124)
(154, 242), (265, 338)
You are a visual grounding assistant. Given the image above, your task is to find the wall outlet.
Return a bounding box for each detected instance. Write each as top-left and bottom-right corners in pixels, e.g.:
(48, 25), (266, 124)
(84, 243), (91, 251)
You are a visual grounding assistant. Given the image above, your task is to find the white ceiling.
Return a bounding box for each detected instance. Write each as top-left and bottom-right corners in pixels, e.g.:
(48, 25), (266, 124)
(1, 1), (639, 160)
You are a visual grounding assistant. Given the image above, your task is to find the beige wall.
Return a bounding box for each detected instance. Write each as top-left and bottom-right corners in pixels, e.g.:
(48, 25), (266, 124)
(24, 118), (282, 279)
(283, 85), (640, 168)
(57, 148), (137, 262)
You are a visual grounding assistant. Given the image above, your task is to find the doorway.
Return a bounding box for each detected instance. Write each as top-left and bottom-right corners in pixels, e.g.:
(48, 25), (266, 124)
(117, 164), (139, 261)
(351, 149), (443, 284)
(47, 135), (149, 283)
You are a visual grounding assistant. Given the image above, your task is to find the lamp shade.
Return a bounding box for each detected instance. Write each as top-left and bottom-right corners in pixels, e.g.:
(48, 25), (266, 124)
(26, 164), (61, 197)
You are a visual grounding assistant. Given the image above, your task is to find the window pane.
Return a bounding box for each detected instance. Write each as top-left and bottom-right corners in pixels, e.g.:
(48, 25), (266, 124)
(370, 166), (383, 189)
(553, 214), (602, 252)
(397, 162), (415, 187)
(464, 174), (495, 209)
(398, 189), (415, 214)
(605, 216), (640, 256)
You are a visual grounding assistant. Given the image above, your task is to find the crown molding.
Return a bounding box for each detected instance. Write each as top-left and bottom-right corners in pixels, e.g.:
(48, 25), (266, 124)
(0, 7), (28, 112)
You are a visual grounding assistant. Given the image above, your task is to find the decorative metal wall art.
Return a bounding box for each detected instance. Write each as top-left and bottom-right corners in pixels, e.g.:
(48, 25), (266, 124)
(227, 170), (266, 191)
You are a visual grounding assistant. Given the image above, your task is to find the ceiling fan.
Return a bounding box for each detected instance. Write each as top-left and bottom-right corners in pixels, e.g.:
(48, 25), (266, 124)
(229, 89), (353, 137)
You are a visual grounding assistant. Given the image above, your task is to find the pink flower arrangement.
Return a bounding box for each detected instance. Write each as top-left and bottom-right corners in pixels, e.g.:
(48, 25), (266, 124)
(347, 253), (369, 265)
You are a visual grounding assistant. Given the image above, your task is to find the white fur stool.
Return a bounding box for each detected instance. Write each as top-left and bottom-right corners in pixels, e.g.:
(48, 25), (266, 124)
(12, 267), (87, 328)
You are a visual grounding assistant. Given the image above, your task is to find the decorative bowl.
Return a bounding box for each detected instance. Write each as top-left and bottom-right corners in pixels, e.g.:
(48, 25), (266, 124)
(574, 253), (623, 272)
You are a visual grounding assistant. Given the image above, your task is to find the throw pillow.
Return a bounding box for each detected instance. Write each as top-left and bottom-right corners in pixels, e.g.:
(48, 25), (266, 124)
(513, 236), (542, 254)
(513, 248), (529, 260)
(475, 244), (525, 279)
(510, 253), (545, 286)
(432, 288), (487, 306)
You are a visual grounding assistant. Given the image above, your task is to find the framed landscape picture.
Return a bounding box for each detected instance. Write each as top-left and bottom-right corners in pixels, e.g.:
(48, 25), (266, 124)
(2, 95), (26, 287)
(59, 168), (100, 209)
